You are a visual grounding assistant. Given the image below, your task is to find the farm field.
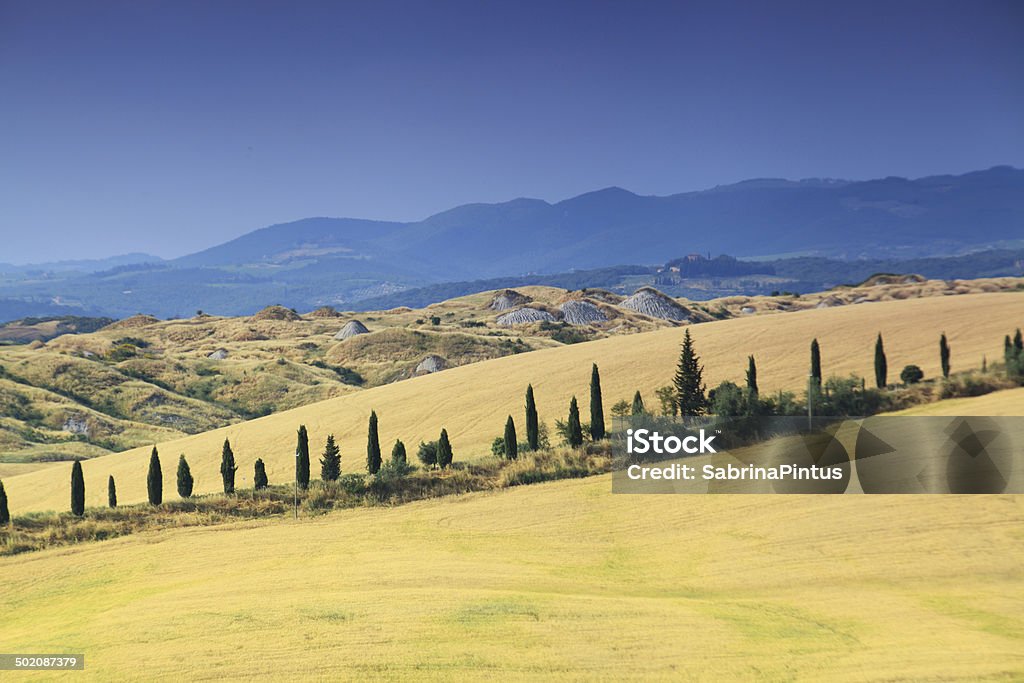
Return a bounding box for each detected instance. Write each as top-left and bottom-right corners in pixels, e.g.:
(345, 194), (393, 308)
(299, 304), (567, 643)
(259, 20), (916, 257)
(3, 291), (1022, 513)
(1, 472), (1022, 680)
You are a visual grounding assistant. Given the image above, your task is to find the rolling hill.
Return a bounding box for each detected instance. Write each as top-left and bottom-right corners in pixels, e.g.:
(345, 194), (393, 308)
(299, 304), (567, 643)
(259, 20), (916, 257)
(4, 290), (1022, 514)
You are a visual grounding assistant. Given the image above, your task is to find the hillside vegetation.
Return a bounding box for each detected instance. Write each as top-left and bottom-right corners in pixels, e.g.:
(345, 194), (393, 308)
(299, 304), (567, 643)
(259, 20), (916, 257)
(1, 278), (1019, 466)
(4, 290), (1021, 513)
(0, 473), (1021, 680)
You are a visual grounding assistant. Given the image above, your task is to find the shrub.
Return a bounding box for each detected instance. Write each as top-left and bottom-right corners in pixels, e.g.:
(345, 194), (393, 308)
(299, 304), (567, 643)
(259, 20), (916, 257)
(900, 365), (924, 384)
(254, 458), (269, 490)
(417, 441), (438, 468)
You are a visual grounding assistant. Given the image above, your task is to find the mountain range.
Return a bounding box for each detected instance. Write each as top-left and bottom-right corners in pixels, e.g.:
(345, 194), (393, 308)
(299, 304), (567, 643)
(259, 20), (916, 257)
(1, 166), (1021, 320)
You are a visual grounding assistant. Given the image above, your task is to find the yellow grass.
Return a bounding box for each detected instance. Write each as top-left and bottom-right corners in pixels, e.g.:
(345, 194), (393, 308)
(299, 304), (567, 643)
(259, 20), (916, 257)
(890, 386), (1024, 416)
(1, 476), (1021, 680)
(4, 291), (1023, 513)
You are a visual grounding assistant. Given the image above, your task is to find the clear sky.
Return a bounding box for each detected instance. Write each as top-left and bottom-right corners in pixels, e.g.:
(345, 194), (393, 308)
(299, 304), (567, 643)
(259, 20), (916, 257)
(1, 0), (1021, 263)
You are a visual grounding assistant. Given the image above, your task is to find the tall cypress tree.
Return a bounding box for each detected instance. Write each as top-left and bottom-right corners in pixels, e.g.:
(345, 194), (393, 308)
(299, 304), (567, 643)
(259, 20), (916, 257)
(504, 415), (518, 460)
(0, 480), (9, 525)
(391, 439), (407, 467)
(674, 329), (707, 416)
(567, 396), (583, 447)
(525, 384), (539, 451)
(253, 458), (268, 490)
(70, 460), (85, 516)
(107, 475), (117, 509)
(874, 334), (888, 389)
(321, 434), (341, 482)
(810, 339), (822, 388)
(590, 363), (605, 441)
(221, 438), (237, 494)
(147, 447), (162, 506)
(366, 411), (382, 474)
(746, 355), (759, 398)
(176, 454), (194, 498)
(296, 425), (310, 490)
(437, 428), (453, 469)
(1016, 329), (1024, 353)
(940, 333), (951, 379)
(631, 390), (645, 415)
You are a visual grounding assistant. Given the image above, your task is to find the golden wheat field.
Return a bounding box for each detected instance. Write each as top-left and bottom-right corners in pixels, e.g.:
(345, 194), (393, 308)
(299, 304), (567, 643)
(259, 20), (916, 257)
(4, 291), (1022, 513)
(1, 475), (1022, 681)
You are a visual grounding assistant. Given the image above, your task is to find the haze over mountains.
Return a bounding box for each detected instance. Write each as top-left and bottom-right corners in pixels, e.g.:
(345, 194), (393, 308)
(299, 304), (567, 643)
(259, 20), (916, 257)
(1, 166), (1022, 320)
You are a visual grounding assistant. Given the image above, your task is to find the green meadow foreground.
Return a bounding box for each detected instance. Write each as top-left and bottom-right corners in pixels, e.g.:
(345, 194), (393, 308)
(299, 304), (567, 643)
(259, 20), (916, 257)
(1, 476), (1022, 681)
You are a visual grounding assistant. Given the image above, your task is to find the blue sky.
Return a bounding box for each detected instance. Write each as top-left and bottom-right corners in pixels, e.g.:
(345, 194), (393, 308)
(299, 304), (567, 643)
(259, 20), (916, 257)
(1, 0), (1021, 263)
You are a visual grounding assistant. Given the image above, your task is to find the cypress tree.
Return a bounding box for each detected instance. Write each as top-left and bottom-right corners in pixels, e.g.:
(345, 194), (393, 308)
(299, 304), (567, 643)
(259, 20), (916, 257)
(296, 425), (310, 490)
(525, 384), (539, 451)
(590, 363), (605, 440)
(391, 439), (407, 467)
(631, 390), (645, 415)
(70, 460), (85, 516)
(940, 333), (951, 379)
(567, 396), (583, 447)
(253, 458), (268, 490)
(874, 334), (888, 389)
(220, 438), (237, 494)
(673, 329), (707, 416)
(147, 447), (162, 506)
(367, 411), (382, 474)
(1016, 329), (1024, 353)
(107, 475), (117, 508)
(745, 355), (759, 398)
(810, 339), (822, 388)
(504, 415), (518, 460)
(437, 428), (453, 469)
(320, 434), (341, 481)
(176, 454), (194, 498)
(0, 480), (9, 525)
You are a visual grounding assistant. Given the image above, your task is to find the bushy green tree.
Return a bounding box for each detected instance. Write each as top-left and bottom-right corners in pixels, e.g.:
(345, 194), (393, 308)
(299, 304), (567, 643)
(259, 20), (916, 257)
(874, 334), (888, 389)
(900, 364), (924, 384)
(655, 386), (677, 417)
(367, 411), (382, 474)
(611, 399), (631, 417)
(709, 380), (746, 417)
(71, 460), (85, 516)
(391, 440), (407, 467)
(567, 396), (583, 447)
(940, 333), (951, 379)
(674, 329), (707, 416)
(254, 458), (268, 490)
(810, 338), (822, 388)
(0, 480), (9, 525)
(417, 441), (438, 469)
(437, 429), (453, 469)
(590, 363), (605, 440)
(107, 475), (117, 509)
(504, 416), (518, 460)
(147, 447), (162, 506)
(525, 384), (539, 451)
(176, 454), (193, 498)
(296, 425), (310, 490)
(221, 438), (237, 494)
(631, 390), (645, 415)
(320, 434), (341, 482)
